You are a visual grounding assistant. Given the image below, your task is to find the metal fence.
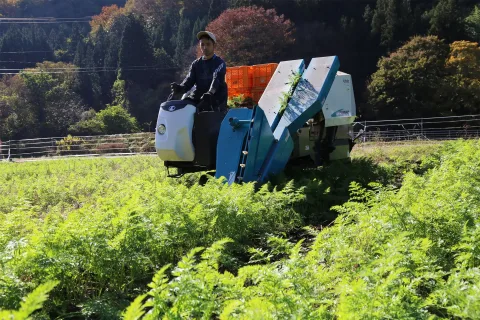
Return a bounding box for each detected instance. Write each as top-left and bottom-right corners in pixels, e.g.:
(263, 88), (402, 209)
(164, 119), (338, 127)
(2, 114), (480, 161)
(353, 114), (480, 142)
(0, 132), (156, 161)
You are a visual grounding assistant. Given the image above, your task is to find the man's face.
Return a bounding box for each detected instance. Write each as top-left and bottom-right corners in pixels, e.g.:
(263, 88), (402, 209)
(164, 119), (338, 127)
(200, 38), (215, 57)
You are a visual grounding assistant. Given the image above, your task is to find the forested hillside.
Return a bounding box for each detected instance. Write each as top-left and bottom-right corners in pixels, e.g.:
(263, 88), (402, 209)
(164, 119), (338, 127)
(0, 0), (479, 141)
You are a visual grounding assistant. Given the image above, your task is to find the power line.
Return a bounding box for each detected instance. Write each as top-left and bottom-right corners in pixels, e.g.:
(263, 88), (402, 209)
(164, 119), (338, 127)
(0, 66), (178, 75)
(0, 63), (179, 72)
(0, 17), (92, 24)
(0, 65), (174, 71)
(0, 17), (92, 21)
(0, 21), (91, 24)
(0, 50), (54, 54)
(0, 60), (52, 63)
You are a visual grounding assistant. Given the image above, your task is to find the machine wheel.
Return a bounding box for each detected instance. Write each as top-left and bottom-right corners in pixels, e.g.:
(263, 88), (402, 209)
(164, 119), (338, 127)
(314, 126), (338, 166)
(198, 171), (216, 186)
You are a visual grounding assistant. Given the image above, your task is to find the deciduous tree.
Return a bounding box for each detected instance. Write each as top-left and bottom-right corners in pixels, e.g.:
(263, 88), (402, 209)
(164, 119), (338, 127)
(367, 36), (450, 119)
(444, 41), (480, 114)
(90, 5), (126, 35)
(367, 36), (480, 119)
(204, 6), (295, 65)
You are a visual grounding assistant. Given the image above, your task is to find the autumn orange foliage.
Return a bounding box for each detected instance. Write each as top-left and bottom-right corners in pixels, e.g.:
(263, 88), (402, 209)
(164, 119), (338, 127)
(447, 41), (480, 78)
(90, 5), (126, 34)
(0, 0), (20, 16)
(201, 6), (295, 66)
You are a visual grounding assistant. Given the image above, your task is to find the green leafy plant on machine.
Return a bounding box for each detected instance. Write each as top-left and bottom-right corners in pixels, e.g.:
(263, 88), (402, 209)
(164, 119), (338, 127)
(227, 94), (255, 109)
(279, 71), (302, 116)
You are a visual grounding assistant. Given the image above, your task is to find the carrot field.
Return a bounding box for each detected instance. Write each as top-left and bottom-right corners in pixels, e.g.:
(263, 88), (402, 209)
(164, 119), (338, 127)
(1, 140), (479, 319)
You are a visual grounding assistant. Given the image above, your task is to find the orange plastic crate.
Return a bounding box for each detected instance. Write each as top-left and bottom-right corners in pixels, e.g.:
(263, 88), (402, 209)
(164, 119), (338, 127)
(226, 66), (251, 91)
(251, 63), (278, 89)
(251, 88), (266, 104)
(226, 63), (277, 103)
(228, 88), (252, 99)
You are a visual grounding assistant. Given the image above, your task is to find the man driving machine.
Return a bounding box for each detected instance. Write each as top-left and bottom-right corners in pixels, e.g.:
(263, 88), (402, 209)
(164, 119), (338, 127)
(171, 31), (228, 112)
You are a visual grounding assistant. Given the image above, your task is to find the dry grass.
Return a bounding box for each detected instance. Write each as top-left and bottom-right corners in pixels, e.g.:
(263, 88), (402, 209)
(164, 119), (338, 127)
(351, 140), (448, 163)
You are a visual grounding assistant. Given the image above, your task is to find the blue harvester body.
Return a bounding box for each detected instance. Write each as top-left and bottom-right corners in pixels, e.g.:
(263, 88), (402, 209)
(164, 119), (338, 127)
(215, 56), (340, 184)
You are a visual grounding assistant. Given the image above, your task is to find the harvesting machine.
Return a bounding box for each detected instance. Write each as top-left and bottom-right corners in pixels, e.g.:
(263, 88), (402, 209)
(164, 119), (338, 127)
(155, 56), (357, 185)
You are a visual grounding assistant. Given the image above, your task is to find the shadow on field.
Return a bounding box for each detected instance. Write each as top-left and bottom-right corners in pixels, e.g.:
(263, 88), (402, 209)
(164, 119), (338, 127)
(179, 156), (397, 227)
(269, 157), (395, 226)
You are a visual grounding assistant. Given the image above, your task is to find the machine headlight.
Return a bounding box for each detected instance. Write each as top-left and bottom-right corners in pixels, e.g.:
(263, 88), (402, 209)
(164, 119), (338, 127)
(157, 124), (166, 135)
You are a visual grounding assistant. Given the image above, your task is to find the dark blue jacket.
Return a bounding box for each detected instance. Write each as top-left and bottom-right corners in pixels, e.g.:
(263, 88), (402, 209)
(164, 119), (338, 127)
(180, 54), (228, 108)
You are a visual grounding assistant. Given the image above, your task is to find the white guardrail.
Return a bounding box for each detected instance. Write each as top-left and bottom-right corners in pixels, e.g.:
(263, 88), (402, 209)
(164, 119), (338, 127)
(1, 114), (480, 161)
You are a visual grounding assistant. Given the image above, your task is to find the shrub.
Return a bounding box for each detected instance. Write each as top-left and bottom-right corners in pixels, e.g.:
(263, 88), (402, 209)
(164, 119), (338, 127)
(68, 105), (139, 136)
(55, 135), (85, 155)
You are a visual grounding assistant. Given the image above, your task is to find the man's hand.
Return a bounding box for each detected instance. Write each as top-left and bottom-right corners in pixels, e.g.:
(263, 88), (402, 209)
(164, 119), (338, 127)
(170, 82), (182, 93)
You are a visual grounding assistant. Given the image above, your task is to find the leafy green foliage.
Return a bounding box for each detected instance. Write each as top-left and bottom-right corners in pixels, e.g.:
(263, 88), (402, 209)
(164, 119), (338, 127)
(278, 71), (302, 116)
(0, 156), (307, 317)
(466, 5), (480, 42)
(227, 94), (254, 109)
(0, 281), (58, 319)
(0, 62), (86, 140)
(122, 139), (480, 319)
(118, 14), (155, 86)
(368, 0), (414, 48)
(0, 140), (423, 318)
(2, 0), (480, 138)
(97, 105), (139, 134)
(425, 0), (465, 42)
(367, 36), (480, 118)
(2, 140), (478, 318)
(68, 105), (139, 135)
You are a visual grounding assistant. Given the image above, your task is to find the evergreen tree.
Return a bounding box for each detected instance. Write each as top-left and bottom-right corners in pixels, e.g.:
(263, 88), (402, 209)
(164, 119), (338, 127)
(117, 14), (155, 86)
(73, 40), (94, 108)
(465, 5), (480, 42)
(92, 26), (111, 105)
(173, 16), (192, 66)
(207, 0), (229, 19)
(162, 13), (176, 56)
(67, 24), (83, 61)
(93, 26), (107, 69)
(73, 40), (86, 68)
(369, 0), (415, 49)
(154, 48), (174, 68)
(100, 15), (128, 105)
(33, 25), (54, 62)
(103, 38), (120, 104)
(191, 16), (209, 47)
(47, 29), (59, 50)
(426, 0), (466, 42)
(86, 44), (102, 109)
(0, 26), (29, 70)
